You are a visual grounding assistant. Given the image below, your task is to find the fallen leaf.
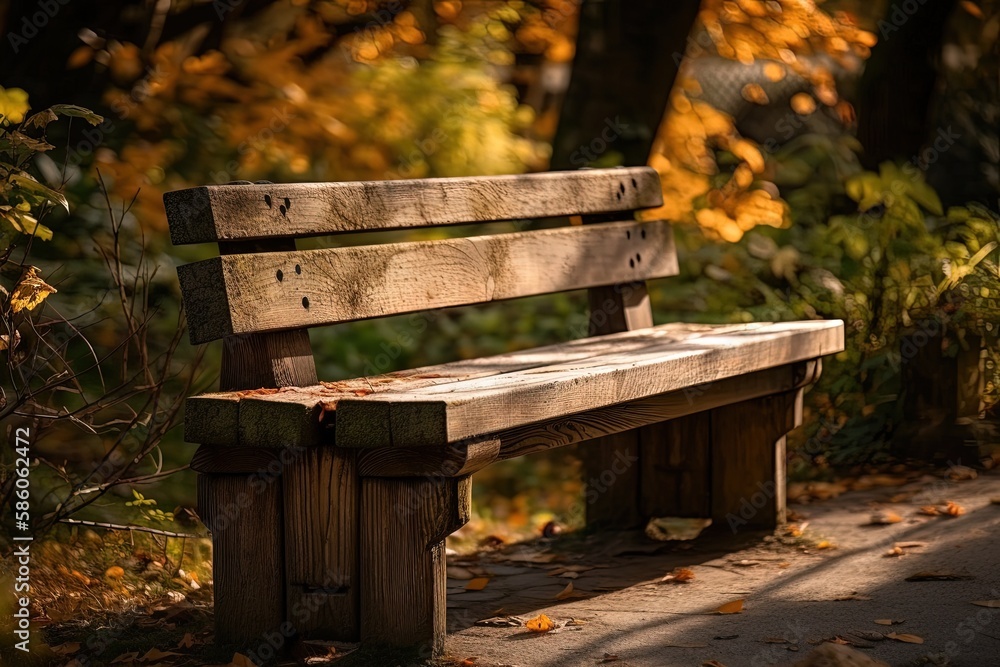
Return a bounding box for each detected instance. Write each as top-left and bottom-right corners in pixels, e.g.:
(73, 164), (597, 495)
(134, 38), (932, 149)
(849, 630), (885, 642)
(475, 616), (522, 627)
(140, 648), (181, 661)
(947, 465), (977, 481)
(560, 571), (580, 579)
(177, 633), (195, 649)
(883, 547), (904, 558)
(945, 500), (965, 517)
(660, 567), (696, 583)
(645, 516), (712, 541)
(919, 506), (940, 516)
(906, 571), (973, 581)
(105, 566), (125, 579)
(111, 653), (139, 664)
(732, 560), (760, 567)
(886, 632), (924, 644)
(525, 614), (555, 633)
(894, 541), (928, 549)
(460, 658), (476, 666)
(869, 510), (903, 525)
(816, 540), (834, 550)
(10, 266), (57, 313)
(715, 599), (744, 614)
(874, 619), (904, 626)
(664, 642), (708, 648)
(447, 566), (476, 580)
(51, 643), (81, 656)
(971, 600), (1000, 608)
(465, 577), (490, 591)
(555, 581), (585, 600)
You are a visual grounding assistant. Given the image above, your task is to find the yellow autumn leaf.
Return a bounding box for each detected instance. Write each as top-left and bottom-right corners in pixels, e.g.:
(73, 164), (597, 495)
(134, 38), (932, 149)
(465, 577), (490, 591)
(715, 599), (744, 614)
(0, 86), (29, 124)
(526, 613), (555, 633)
(886, 632), (924, 644)
(104, 566), (125, 579)
(972, 601), (1000, 608)
(10, 266), (57, 313)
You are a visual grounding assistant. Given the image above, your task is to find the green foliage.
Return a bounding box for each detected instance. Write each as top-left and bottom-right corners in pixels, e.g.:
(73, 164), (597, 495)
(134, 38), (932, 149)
(656, 136), (1000, 467)
(0, 88), (103, 243)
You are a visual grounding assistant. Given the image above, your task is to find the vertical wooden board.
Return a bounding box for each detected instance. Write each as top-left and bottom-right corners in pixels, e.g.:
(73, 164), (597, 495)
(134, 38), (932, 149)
(283, 448), (360, 641)
(220, 330), (318, 390)
(360, 477), (470, 656)
(638, 412), (712, 518)
(583, 430), (643, 529)
(199, 473), (285, 645)
(710, 392), (798, 532)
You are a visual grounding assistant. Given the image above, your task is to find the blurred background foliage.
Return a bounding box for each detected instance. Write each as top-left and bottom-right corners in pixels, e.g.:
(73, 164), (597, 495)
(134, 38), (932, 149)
(0, 0), (998, 550)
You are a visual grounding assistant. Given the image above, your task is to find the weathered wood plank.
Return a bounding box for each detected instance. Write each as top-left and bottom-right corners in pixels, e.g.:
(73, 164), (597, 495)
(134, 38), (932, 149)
(710, 390), (802, 531)
(284, 447), (360, 641)
(184, 322), (742, 446)
(165, 167), (663, 245)
(357, 439), (500, 478)
(179, 220), (678, 344)
(198, 474), (285, 645)
(336, 321), (844, 447)
(360, 476), (471, 656)
(345, 362), (816, 476)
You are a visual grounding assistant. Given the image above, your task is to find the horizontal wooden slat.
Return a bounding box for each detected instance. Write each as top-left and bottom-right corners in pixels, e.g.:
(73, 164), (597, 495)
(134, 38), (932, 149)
(182, 322), (841, 449)
(165, 167), (663, 245)
(354, 362), (818, 477)
(178, 219), (678, 344)
(335, 321), (844, 447)
(183, 322), (758, 446)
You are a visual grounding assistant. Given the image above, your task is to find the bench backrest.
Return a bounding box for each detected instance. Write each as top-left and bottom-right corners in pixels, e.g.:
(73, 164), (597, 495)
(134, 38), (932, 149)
(165, 167), (675, 385)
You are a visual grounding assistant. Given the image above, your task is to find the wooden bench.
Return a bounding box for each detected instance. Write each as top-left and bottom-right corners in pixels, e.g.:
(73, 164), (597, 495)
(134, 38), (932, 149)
(164, 166), (844, 656)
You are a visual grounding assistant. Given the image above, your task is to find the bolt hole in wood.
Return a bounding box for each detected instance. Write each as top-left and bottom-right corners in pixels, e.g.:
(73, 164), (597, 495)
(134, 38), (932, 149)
(302, 296), (310, 308)
(276, 270), (283, 282)
(626, 230), (631, 239)
(641, 228), (646, 239)
(264, 194), (272, 207)
(295, 264), (302, 274)
(629, 258), (635, 268)
(284, 197), (291, 209)
(280, 204), (287, 216)
(631, 178), (638, 188)
(619, 182), (625, 194)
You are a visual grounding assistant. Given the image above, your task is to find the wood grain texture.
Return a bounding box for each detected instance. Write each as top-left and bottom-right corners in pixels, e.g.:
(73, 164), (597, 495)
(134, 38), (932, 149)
(190, 445), (282, 474)
(165, 167), (663, 244)
(360, 477), (471, 656)
(183, 324), (835, 448)
(198, 473), (285, 645)
(358, 439), (501, 477)
(335, 321), (844, 447)
(284, 447), (360, 641)
(710, 390), (802, 530)
(179, 220), (678, 344)
(581, 219), (655, 528)
(639, 412), (712, 518)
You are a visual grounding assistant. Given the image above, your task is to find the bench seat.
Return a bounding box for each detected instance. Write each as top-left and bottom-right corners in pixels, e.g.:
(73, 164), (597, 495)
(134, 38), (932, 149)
(187, 320), (842, 462)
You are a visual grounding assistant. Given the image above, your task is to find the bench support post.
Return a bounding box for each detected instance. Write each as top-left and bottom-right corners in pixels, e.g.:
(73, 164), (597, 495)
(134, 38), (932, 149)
(360, 476), (471, 656)
(709, 390), (802, 531)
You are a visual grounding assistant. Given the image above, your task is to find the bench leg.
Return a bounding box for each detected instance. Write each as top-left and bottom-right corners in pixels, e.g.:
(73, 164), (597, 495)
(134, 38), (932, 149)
(199, 473), (285, 646)
(639, 412), (712, 518)
(360, 476), (471, 656)
(283, 447), (360, 641)
(582, 431), (644, 528)
(709, 390), (802, 532)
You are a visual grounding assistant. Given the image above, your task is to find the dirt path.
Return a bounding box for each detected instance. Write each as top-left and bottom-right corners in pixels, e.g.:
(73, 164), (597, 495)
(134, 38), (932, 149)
(442, 470), (1000, 667)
